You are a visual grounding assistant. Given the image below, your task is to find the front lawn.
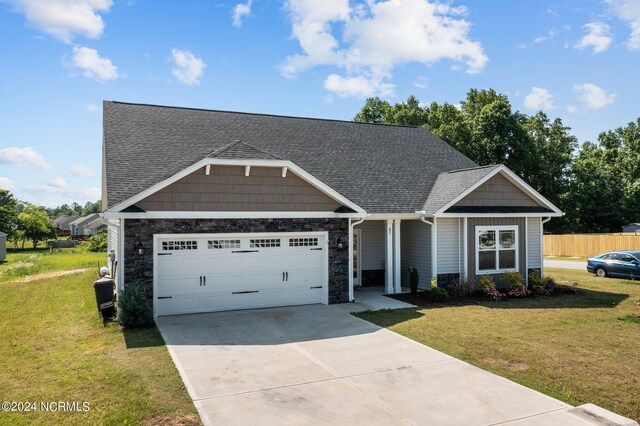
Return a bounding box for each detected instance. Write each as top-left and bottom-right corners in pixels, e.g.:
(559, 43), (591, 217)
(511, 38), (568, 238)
(0, 269), (199, 425)
(355, 268), (640, 421)
(0, 247), (105, 283)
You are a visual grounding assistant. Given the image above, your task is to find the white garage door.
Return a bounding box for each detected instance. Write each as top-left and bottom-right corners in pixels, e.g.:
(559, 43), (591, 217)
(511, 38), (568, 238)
(154, 233), (327, 316)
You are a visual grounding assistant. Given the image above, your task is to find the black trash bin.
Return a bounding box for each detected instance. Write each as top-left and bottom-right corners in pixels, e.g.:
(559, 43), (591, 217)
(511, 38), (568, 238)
(93, 277), (115, 321)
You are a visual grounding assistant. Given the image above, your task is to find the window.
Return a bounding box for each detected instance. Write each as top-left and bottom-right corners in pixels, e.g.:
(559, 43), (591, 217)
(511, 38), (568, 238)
(289, 237), (318, 247)
(250, 238), (281, 248)
(162, 240), (197, 251)
(476, 226), (518, 274)
(208, 240), (241, 249)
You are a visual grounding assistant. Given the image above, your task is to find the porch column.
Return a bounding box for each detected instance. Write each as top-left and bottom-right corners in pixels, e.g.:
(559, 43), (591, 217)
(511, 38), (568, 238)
(385, 219), (394, 294)
(394, 219), (401, 293)
(348, 218), (354, 302)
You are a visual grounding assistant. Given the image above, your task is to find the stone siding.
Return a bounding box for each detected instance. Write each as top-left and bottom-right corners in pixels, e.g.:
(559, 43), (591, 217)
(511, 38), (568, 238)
(123, 218), (349, 304)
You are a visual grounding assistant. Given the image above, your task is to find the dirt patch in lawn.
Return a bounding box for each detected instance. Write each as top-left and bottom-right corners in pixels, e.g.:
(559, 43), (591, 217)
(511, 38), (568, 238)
(12, 268), (92, 283)
(143, 413), (201, 426)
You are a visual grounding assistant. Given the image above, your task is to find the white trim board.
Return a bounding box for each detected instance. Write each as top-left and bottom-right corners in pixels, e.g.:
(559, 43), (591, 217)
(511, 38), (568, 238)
(103, 211), (367, 220)
(436, 165), (563, 216)
(106, 158), (366, 214)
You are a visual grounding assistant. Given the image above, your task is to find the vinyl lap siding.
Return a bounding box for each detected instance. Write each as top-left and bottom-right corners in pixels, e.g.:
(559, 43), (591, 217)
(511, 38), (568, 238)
(401, 220), (432, 289)
(436, 218), (464, 274)
(527, 217), (542, 268)
(355, 220), (385, 270)
(107, 219), (120, 292)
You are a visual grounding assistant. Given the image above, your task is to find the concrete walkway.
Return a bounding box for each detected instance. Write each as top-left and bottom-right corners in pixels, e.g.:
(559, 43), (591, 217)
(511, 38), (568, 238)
(545, 259), (588, 270)
(157, 298), (635, 426)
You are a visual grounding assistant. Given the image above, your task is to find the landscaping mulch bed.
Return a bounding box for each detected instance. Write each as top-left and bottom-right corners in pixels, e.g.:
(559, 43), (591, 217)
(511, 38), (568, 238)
(386, 291), (481, 306)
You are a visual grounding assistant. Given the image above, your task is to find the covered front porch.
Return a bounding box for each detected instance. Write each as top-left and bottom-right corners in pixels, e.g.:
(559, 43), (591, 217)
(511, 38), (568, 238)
(349, 218), (433, 300)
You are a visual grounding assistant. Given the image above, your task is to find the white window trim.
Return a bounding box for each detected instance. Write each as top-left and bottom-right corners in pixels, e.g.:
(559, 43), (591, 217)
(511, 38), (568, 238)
(475, 225), (519, 275)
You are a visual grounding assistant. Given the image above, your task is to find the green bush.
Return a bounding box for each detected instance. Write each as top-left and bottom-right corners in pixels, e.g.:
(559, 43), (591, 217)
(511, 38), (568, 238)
(430, 287), (449, 302)
(408, 267), (419, 294)
(88, 229), (108, 252)
(478, 275), (496, 290)
(500, 272), (525, 289)
(118, 282), (154, 328)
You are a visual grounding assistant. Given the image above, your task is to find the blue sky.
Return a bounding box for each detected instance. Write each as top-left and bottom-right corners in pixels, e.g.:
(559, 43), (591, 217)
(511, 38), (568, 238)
(0, 0), (638, 208)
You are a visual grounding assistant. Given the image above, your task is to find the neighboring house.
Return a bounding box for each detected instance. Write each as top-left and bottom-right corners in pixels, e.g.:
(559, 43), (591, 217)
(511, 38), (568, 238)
(68, 214), (100, 235)
(622, 223), (640, 233)
(53, 215), (79, 233)
(84, 217), (107, 236)
(0, 231), (6, 262)
(102, 101), (562, 317)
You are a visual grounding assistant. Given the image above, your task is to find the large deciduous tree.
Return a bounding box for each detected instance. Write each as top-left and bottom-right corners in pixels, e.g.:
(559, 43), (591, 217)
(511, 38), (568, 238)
(0, 189), (18, 238)
(17, 205), (57, 248)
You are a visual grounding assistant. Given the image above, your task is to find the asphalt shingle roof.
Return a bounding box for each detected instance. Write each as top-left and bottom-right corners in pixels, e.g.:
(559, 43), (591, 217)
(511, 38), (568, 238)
(422, 165), (500, 214)
(103, 101), (478, 213)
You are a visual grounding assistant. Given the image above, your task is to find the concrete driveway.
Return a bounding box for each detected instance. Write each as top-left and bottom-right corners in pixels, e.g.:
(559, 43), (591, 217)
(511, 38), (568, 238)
(544, 259), (588, 270)
(157, 302), (631, 426)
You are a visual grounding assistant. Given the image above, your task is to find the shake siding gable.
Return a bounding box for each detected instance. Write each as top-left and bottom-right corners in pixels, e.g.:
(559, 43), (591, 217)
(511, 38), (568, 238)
(453, 173), (543, 208)
(136, 165), (341, 212)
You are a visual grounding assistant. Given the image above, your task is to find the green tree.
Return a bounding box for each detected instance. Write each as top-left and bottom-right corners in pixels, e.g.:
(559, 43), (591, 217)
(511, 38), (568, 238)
(81, 200), (101, 216)
(353, 97), (391, 124)
(17, 205), (57, 248)
(0, 189), (18, 238)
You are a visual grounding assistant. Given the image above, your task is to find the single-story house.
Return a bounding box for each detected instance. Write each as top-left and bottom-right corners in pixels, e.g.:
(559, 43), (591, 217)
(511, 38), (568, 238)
(0, 231), (6, 262)
(53, 215), (79, 233)
(69, 213), (100, 236)
(622, 223), (640, 233)
(102, 101), (562, 317)
(85, 216), (108, 236)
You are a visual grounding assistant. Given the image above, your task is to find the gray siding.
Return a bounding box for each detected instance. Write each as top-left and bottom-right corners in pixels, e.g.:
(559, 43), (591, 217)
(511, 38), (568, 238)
(454, 173), (542, 208)
(527, 217), (542, 269)
(137, 166), (341, 212)
(467, 217), (527, 285)
(401, 220), (432, 290)
(436, 218), (464, 274)
(0, 234), (6, 262)
(355, 220), (385, 271)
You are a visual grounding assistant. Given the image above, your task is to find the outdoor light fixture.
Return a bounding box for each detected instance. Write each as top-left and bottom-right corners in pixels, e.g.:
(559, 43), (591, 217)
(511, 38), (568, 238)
(337, 237), (344, 251)
(136, 242), (144, 256)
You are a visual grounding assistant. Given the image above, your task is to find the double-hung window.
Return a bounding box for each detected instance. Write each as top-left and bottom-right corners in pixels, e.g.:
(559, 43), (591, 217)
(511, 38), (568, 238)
(476, 225), (518, 274)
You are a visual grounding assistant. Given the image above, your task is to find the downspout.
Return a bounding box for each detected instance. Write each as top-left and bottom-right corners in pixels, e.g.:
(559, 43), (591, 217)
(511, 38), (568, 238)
(541, 217), (551, 277)
(349, 217), (365, 302)
(420, 216), (435, 286)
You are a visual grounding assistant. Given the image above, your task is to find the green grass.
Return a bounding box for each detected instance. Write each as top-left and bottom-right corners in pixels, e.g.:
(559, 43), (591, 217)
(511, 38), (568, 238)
(0, 267), (198, 425)
(0, 247), (106, 283)
(355, 268), (640, 421)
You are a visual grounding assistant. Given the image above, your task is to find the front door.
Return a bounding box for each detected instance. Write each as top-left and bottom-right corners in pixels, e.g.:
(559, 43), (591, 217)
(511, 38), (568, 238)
(353, 229), (362, 285)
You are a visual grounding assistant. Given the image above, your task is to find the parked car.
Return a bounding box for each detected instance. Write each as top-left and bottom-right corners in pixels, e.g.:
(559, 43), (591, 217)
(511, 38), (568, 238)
(587, 251), (640, 279)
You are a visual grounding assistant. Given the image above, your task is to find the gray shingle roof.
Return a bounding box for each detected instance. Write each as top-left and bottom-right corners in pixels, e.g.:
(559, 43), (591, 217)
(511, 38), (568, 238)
(103, 101), (478, 213)
(210, 141), (283, 160)
(422, 165), (499, 214)
(69, 213), (100, 226)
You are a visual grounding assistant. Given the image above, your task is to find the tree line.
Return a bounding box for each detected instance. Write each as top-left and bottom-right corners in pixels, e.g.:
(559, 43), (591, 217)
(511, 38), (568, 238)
(354, 89), (640, 233)
(0, 190), (102, 248)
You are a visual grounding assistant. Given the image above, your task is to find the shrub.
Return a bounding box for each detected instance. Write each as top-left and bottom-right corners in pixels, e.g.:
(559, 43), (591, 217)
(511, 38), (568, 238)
(88, 228), (107, 252)
(507, 285), (531, 298)
(478, 275), (496, 291)
(408, 267), (419, 294)
(118, 282), (154, 328)
(530, 285), (552, 296)
(448, 278), (473, 298)
(500, 272), (525, 289)
(430, 287), (449, 302)
(482, 286), (504, 301)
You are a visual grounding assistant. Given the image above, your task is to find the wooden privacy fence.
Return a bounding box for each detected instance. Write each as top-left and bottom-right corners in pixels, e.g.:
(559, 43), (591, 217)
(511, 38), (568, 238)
(544, 233), (640, 257)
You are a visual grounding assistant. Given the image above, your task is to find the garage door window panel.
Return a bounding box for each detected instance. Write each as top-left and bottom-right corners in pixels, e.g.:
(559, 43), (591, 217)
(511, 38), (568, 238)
(250, 238), (281, 248)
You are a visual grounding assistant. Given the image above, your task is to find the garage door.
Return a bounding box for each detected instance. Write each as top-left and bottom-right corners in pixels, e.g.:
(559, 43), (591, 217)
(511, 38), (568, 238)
(154, 233), (326, 316)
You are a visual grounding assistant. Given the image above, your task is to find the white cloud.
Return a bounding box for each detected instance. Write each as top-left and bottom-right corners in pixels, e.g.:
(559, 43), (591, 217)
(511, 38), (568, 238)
(86, 103), (99, 112)
(566, 105), (578, 113)
(69, 46), (118, 81)
(574, 22), (612, 53)
(47, 177), (67, 188)
(281, 0), (487, 97)
(533, 28), (558, 44)
(171, 48), (206, 85)
(606, 0), (640, 49)
(324, 74), (394, 98)
(5, 0), (113, 42)
(0, 146), (51, 170)
(574, 83), (617, 109)
(0, 177), (15, 191)
(232, 0), (252, 27)
(70, 164), (95, 177)
(25, 184), (100, 200)
(524, 87), (556, 111)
